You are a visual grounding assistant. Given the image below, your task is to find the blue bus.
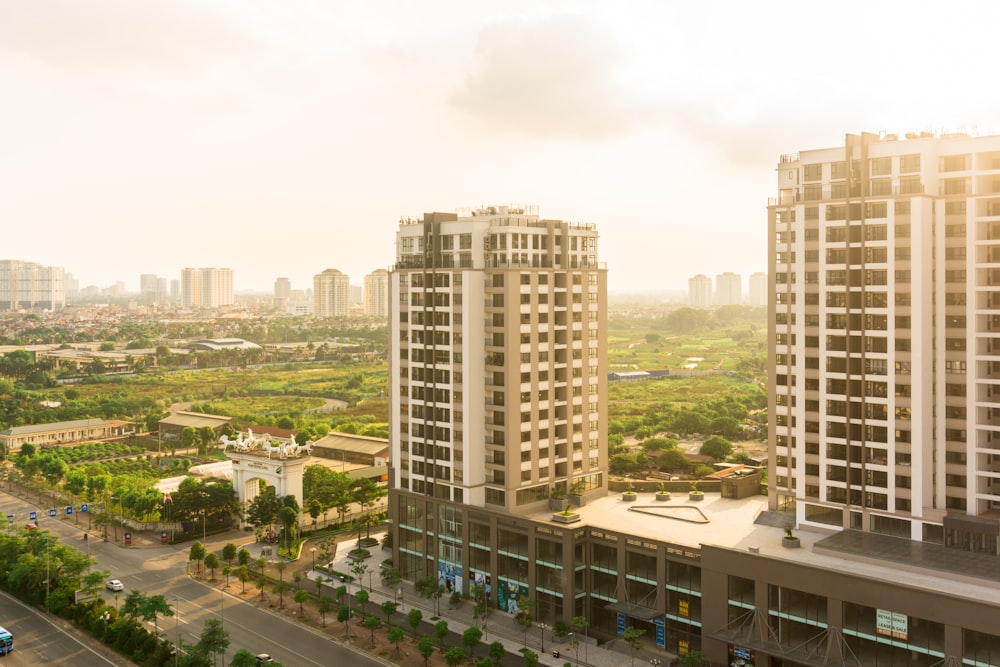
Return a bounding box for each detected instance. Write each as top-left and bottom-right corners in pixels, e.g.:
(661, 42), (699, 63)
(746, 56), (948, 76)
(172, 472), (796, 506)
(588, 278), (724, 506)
(0, 625), (11, 654)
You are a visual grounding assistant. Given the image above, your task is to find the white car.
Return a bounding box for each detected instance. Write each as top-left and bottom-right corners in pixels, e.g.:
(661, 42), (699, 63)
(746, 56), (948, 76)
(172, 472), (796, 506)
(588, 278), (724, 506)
(106, 579), (124, 592)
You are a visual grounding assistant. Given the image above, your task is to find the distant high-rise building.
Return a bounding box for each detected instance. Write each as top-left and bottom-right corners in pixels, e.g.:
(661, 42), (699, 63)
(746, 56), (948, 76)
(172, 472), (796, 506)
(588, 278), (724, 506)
(313, 269), (350, 317)
(747, 272), (767, 307)
(170, 280), (180, 301)
(688, 274), (713, 307)
(274, 277), (291, 309)
(770, 130), (1000, 547)
(64, 273), (79, 298)
(181, 268), (234, 308)
(390, 205), (607, 515)
(363, 269), (389, 317)
(0, 260), (65, 311)
(714, 272), (742, 305)
(140, 274), (168, 304)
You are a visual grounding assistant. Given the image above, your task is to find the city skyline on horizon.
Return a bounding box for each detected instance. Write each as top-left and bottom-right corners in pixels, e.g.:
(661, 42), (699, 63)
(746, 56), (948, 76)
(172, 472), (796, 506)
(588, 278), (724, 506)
(5, 2), (1000, 295)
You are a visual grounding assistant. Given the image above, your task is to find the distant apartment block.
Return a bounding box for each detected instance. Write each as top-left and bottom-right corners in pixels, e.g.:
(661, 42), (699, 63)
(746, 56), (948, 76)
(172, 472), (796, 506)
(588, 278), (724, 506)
(688, 274), (713, 307)
(140, 274), (168, 304)
(747, 271), (767, 307)
(363, 269), (389, 317)
(313, 269), (350, 317)
(181, 268), (234, 308)
(274, 277), (291, 309)
(714, 271), (742, 305)
(0, 260), (65, 311)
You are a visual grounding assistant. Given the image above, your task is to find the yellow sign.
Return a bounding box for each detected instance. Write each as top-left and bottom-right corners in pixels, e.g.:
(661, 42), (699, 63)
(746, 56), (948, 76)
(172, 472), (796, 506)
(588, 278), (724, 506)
(679, 599), (689, 618)
(679, 639), (689, 656)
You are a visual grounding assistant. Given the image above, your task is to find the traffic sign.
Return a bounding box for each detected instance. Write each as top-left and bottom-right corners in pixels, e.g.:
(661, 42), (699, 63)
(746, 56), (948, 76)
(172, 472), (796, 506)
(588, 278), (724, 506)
(66, 506), (73, 515)
(81, 504), (89, 513)
(29, 511), (37, 521)
(49, 508), (57, 517)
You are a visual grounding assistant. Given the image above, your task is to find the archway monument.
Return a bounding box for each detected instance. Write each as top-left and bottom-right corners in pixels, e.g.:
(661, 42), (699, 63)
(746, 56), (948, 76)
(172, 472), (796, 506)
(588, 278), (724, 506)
(222, 431), (312, 530)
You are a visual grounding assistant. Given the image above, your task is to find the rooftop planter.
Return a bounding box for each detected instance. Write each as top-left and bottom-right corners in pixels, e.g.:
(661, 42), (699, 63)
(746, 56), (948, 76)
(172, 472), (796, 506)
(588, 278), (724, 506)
(622, 482), (637, 502)
(689, 482), (704, 502)
(655, 483), (671, 501)
(782, 524), (800, 548)
(552, 510), (581, 524)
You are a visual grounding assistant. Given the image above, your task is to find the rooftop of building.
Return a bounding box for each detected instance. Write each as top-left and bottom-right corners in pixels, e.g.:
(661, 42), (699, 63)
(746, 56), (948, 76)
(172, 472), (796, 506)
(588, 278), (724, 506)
(525, 490), (1000, 605)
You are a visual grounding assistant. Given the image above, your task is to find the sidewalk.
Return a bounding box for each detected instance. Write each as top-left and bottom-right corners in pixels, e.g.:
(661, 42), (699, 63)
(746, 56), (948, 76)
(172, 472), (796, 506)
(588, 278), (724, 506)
(286, 529), (678, 667)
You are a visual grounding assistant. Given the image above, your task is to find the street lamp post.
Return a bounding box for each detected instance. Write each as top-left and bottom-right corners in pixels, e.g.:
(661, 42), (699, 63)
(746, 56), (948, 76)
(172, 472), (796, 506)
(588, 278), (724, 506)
(201, 509), (207, 542)
(220, 586), (228, 667)
(397, 586), (403, 612)
(538, 622), (547, 654)
(310, 547), (316, 571)
(172, 596), (179, 667)
(44, 537), (50, 611)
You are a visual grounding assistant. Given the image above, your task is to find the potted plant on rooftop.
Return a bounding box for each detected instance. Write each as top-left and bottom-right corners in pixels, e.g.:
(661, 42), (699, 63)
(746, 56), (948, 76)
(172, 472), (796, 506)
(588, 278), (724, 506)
(782, 523), (800, 549)
(548, 486), (569, 512)
(655, 482), (671, 501)
(622, 480), (637, 502)
(569, 480), (587, 507)
(688, 481), (704, 502)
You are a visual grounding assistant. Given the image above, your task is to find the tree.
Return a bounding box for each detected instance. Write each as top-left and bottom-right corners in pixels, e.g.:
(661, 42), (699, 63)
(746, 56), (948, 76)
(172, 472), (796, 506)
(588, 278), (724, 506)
(418, 636), (435, 666)
(256, 574), (267, 602)
(194, 617), (230, 667)
(273, 579), (290, 609)
(415, 576), (445, 616)
(235, 565), (250, 594)
(622, 626), (646, 667)
(383, 567), (402, 601)
(381, 600), (398, 625)
(680, 651), (706, 667)
(407, 608), (423, 637)
(514, 595), (533, 647)
(222, 564), (232, 586)
(188, 541), (206, 575)
(237, 547), (251, 567)
(204, 552), (220, 579)
(388, 625), (405, 658)
(318, 595), (332, 627)
(434, 620), (449, 650)
(278, 505), (299, 552)
(462, 626), (483, 659)
(140, 594), (174, 636)
(522, 649), (539, 667)
(489, 640), (505, 666)
(350, 559), (370, 596)
(444, 646), (466, 667)
(294, 588), (310, 616)
(337, 604), (352, 638)
(355, 588), (369, 617)
(657, 448), (692, 474)
(222, 542), (238, 565)
(363, 614), (380, 646)
(571, 615), (588, 666)
(700, 435), (733, 462)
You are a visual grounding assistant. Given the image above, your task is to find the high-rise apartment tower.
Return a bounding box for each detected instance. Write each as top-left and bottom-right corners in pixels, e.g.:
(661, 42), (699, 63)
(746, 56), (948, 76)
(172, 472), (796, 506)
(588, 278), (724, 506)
(0, 260), (65, 311)
(390, 205), (608, 518)
(313, 269), (350, 317)
(688, 274), (713, 307)
(769, 130), (1000, 550)
(364, 269), (389, 318)
(180, 268), (234, 308)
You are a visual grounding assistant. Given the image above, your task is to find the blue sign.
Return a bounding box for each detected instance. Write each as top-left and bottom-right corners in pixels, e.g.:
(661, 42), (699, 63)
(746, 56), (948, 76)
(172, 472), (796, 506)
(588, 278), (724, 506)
(81, 504), (88, 513)
(654, 617), (665, 648)
(49, 508), (57, 517)
(29, 511), (37, 521)
(66, 506), (73, 515)
(617, 612), (626, 635)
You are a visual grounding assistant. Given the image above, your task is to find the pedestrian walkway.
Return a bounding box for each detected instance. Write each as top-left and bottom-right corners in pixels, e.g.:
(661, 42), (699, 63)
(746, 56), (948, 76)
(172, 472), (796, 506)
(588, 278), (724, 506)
(293, 530), (678, 667)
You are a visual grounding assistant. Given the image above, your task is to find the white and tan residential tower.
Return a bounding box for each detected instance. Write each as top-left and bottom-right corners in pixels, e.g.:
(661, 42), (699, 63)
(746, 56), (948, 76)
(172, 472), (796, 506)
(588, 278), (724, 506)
(390, 205), (608, 518)
(769, 131), (1000, 551)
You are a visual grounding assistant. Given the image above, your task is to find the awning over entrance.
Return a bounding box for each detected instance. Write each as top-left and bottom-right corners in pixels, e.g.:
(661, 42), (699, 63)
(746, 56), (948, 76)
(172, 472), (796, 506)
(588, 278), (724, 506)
(603, 602), (662, 622)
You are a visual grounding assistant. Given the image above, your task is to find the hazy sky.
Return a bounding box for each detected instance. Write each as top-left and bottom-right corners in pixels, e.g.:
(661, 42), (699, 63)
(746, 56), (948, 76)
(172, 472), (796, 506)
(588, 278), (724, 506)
(4, 0), (1000, 294)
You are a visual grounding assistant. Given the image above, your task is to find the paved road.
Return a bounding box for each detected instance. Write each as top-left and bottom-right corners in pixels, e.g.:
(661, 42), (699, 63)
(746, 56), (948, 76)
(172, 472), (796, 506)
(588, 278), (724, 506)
(0, 490), (387, 667)
(0, 590), (120, 666)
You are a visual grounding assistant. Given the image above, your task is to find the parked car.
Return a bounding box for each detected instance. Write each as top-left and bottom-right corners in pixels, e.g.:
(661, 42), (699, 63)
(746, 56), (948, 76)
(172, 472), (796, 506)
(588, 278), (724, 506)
(106, 579), (124, 591)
